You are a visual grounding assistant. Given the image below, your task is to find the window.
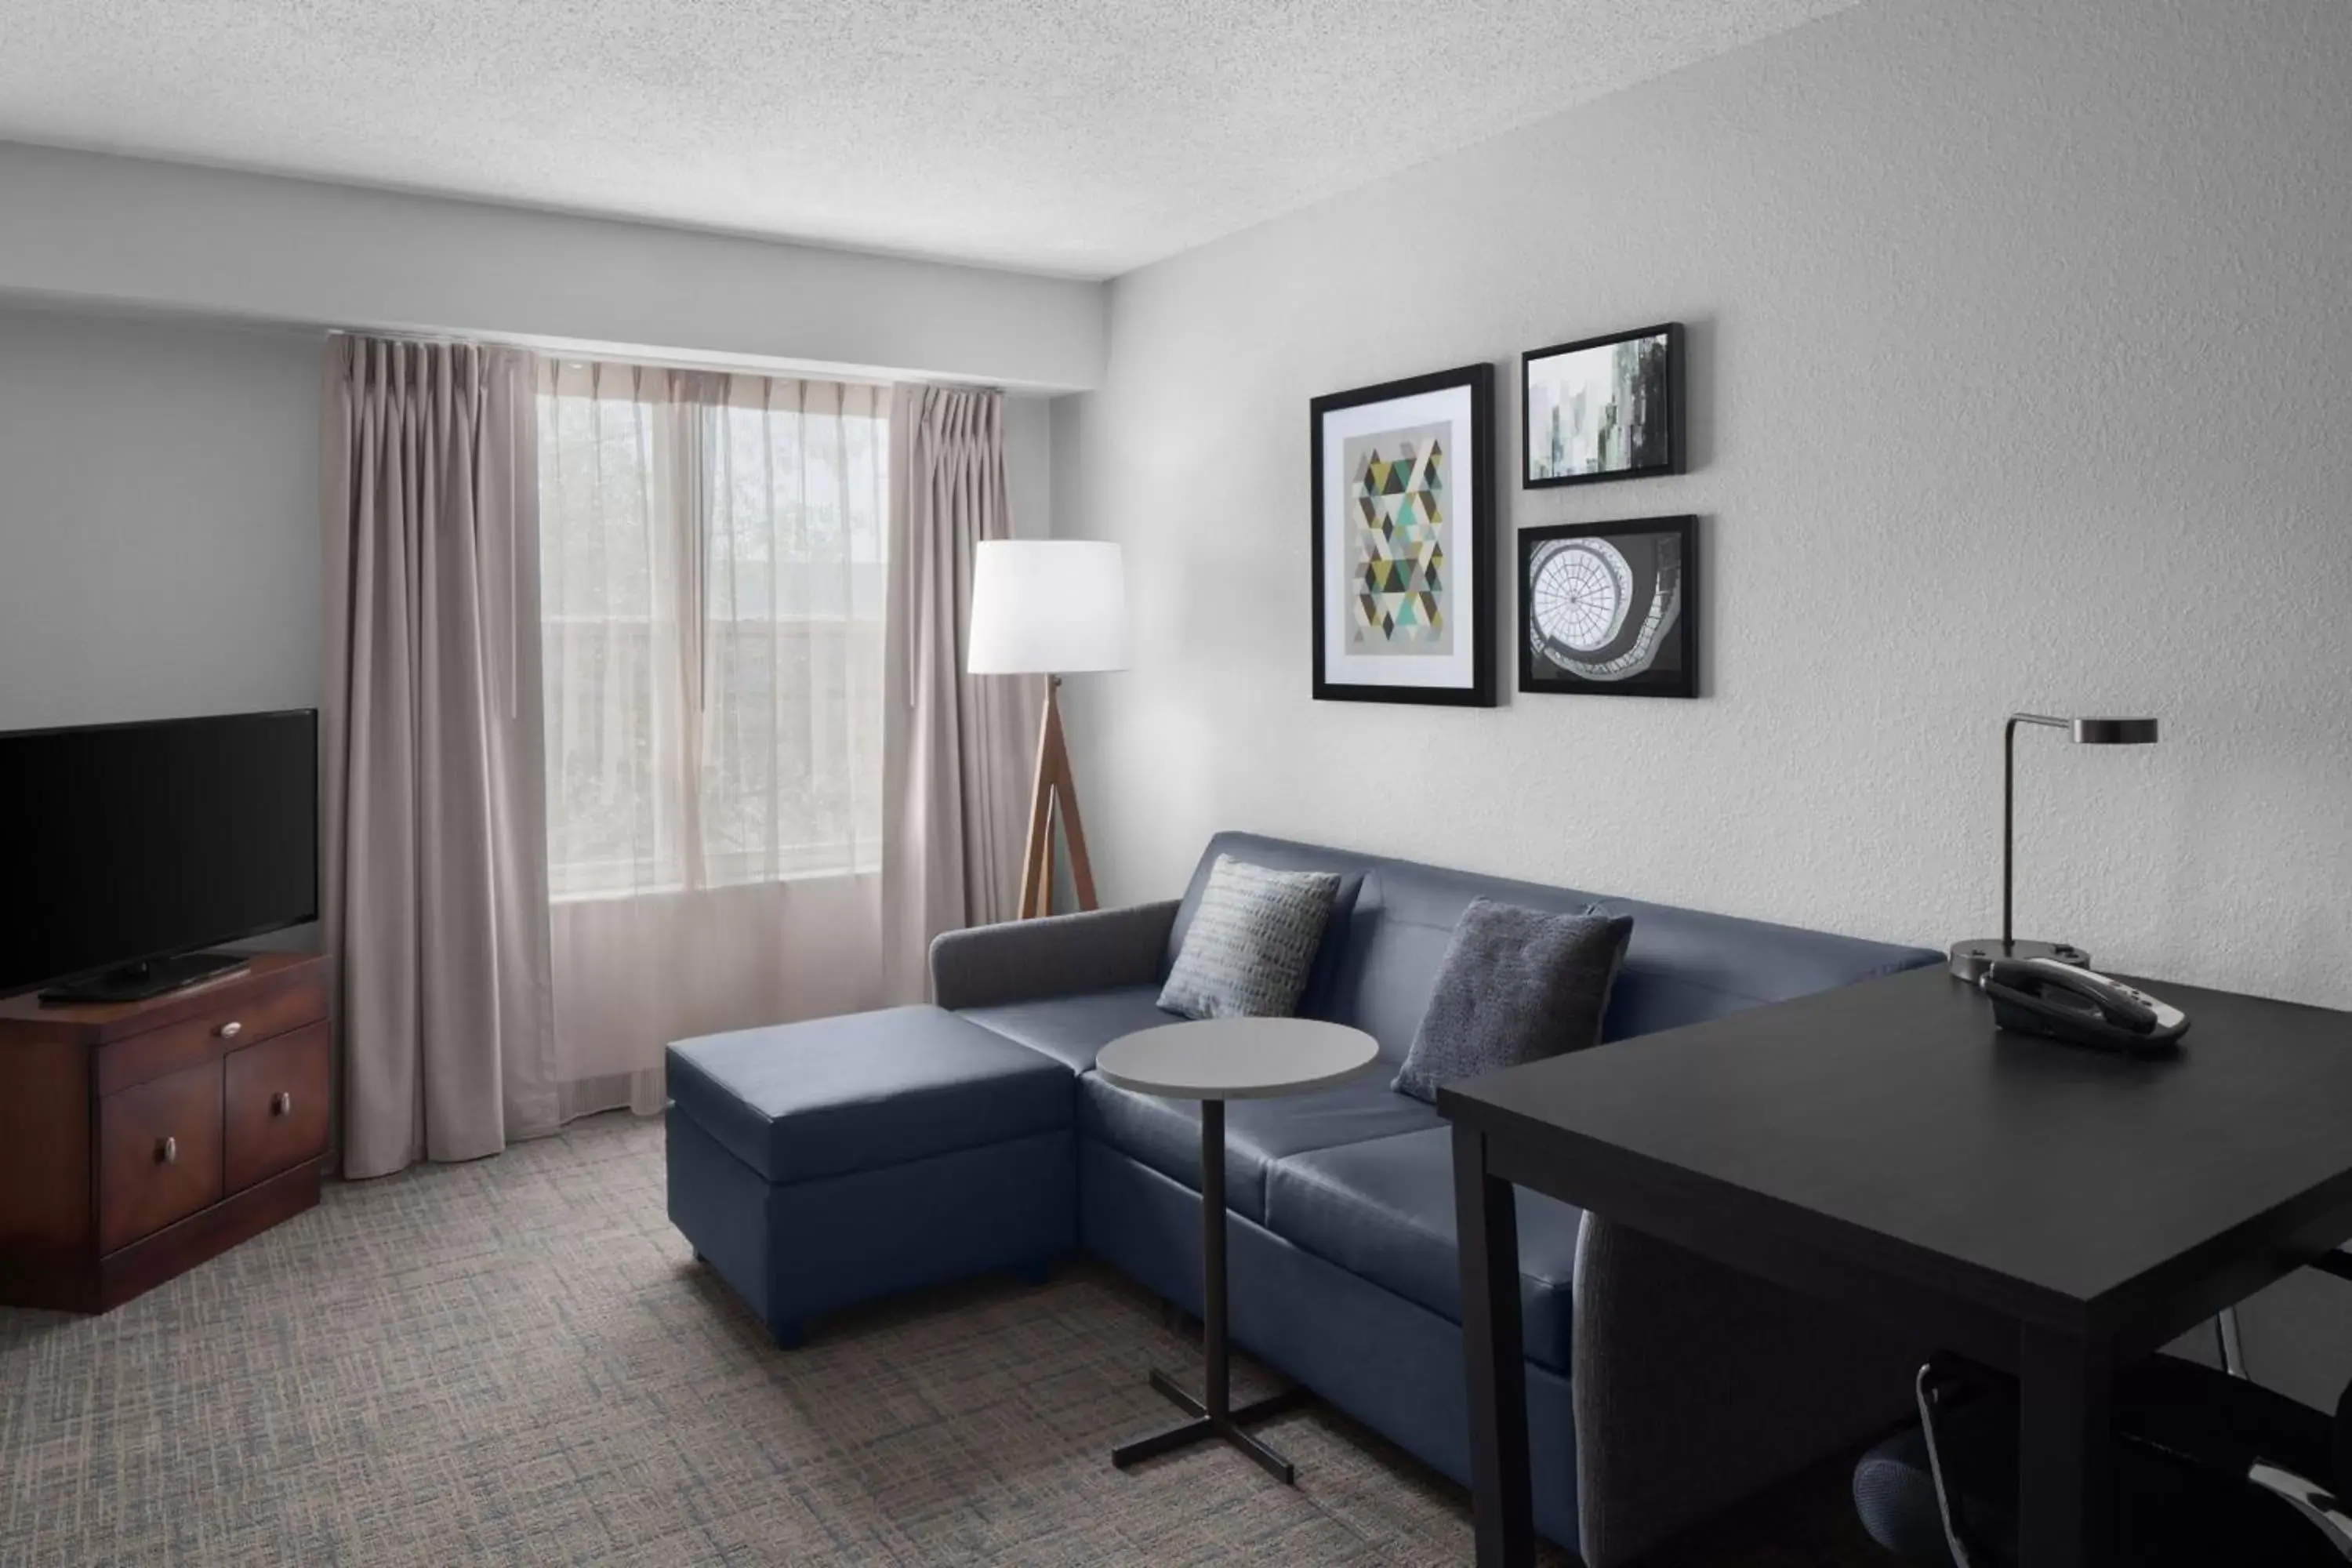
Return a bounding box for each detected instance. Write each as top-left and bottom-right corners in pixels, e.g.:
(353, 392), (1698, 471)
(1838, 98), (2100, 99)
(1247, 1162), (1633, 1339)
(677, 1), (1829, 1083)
(537, 362), (887, 901)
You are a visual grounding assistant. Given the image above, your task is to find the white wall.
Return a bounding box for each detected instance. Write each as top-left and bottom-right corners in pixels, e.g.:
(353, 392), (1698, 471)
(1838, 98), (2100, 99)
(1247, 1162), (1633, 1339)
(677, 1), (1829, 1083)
(0, 304), (322, 731)
(1062, 0), (2352, 998)
(0, 143), (1105, 391)
(1055, 0), (2352, 1398)
(1004, 394), (1054, 540)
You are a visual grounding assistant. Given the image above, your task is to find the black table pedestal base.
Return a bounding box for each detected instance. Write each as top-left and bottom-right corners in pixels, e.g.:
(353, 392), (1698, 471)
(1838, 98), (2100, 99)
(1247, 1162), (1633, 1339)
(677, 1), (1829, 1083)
(1112, 1370), (1308, 1483)
(1112, 1099), (1312, 1486)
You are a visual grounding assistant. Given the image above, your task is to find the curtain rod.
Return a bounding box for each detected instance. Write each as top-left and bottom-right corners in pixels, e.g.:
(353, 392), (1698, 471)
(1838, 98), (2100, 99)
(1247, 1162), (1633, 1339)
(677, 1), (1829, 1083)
(328, 327), (1002, 395)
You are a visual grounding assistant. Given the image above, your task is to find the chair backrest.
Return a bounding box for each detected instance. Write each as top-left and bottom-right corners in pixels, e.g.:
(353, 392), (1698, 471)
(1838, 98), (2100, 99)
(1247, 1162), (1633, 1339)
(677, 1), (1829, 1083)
(1164, 830), (1942, 1060)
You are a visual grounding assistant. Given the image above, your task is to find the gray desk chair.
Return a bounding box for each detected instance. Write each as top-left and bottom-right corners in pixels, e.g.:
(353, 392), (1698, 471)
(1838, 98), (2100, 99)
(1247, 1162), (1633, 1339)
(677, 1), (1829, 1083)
(1571, 1216), (1932, 1566)
(1853, 1267), (2352, 1566)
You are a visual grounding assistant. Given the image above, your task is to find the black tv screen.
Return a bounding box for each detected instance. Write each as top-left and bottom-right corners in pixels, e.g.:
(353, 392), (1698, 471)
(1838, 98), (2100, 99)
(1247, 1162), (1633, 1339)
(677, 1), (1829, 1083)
(0, 710), (319, 997)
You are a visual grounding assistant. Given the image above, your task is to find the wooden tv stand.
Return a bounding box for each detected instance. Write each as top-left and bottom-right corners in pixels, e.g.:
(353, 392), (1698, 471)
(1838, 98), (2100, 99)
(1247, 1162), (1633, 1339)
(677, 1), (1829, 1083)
(0, 953), (331, 1312)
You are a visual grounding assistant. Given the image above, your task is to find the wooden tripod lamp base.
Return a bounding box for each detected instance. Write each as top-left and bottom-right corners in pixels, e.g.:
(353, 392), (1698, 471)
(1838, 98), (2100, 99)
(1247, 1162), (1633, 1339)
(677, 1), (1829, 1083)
(1018, 677), (1098, 919)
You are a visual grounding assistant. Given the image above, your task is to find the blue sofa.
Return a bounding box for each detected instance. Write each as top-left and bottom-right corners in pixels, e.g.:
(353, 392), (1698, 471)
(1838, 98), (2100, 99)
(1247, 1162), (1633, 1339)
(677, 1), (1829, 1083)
(669, 831), (1940, 1557)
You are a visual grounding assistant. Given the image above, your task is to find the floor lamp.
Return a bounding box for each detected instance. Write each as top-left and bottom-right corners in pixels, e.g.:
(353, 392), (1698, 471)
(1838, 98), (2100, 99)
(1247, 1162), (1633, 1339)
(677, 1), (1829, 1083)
(965, 540), (1129, 919)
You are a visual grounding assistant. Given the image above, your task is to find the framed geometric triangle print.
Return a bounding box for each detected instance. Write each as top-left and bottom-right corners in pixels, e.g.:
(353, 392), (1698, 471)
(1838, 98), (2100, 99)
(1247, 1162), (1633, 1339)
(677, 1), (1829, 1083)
(1309, 362), (1496, 706)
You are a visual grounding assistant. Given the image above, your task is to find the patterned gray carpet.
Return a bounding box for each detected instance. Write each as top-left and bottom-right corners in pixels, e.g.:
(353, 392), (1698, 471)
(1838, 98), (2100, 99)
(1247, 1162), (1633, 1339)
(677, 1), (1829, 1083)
(1, 1114), (1877, 1566)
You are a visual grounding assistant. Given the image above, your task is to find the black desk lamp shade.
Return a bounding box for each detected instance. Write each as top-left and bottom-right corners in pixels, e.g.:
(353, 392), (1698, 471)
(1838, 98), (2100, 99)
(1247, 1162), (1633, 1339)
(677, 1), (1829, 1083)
(1948, 713), (2161, 981)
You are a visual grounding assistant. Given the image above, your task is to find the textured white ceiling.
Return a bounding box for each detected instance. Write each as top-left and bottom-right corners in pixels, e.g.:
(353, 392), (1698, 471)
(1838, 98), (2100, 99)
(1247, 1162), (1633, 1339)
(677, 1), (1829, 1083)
(0, 0), (1861, 278)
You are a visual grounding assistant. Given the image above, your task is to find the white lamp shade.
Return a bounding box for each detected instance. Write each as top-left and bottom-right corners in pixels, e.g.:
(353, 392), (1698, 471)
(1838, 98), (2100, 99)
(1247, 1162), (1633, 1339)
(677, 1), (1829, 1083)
(966, 540), (1129, 674)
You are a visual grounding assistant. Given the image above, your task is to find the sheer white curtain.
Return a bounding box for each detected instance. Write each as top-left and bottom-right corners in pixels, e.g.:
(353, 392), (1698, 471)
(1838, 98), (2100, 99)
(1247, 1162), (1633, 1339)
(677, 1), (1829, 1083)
(537, 361), (889, 1116)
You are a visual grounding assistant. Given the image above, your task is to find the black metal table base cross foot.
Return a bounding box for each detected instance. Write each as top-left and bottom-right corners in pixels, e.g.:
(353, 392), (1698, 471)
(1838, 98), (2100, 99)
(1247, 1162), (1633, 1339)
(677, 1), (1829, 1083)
(1109, 1100), (1311, 1483)
(1112, 1368), (1311, 1483)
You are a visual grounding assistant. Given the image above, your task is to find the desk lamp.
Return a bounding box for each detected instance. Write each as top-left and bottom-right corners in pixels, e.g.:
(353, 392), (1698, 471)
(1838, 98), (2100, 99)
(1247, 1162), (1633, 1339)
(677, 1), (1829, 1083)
(1949, 713), (2160, 981)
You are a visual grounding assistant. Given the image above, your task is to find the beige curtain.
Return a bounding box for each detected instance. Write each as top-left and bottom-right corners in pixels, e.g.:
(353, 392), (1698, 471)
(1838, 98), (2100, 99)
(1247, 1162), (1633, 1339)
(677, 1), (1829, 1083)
(537, 361), (889, 1115)
(321, 335), (557, 1181)
(880, 384), (1037, 1000)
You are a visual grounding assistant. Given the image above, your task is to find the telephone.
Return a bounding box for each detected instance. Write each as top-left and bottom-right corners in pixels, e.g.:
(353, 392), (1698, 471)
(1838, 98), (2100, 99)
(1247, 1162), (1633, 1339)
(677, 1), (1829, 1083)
(1980, 956), (2190, 1055)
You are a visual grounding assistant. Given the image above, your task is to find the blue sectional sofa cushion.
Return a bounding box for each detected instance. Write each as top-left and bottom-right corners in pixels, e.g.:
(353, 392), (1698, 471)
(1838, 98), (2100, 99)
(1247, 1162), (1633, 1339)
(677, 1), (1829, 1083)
(1187, 833), (1938, 1057)
(1157, 855), (1345, 1019)
(1264, 1127), (1585, 1374)
(957, 985), (1176, 1074)
(666, 1005), (1072, 1182)
(1166, 864), (1368, 1020)
(1079, 1071), (1441, 1222)
(1391, 899), (1634, 1104)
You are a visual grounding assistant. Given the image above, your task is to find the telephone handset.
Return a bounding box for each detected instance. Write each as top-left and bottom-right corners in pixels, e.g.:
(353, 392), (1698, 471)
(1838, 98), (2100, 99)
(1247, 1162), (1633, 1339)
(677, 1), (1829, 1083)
(1980, 956), (2190, 1055)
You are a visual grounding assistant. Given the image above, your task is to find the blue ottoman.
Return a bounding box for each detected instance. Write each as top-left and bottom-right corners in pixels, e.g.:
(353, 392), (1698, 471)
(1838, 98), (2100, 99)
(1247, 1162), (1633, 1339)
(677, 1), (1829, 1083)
(665, 1005), (1076, 1347)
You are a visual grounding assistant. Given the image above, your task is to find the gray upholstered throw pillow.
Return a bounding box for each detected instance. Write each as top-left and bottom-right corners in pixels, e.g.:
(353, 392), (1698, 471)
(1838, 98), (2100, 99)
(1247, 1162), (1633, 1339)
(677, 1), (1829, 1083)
(1392, 898), (1635, 1103)
(1157, 855), (1343, 1020)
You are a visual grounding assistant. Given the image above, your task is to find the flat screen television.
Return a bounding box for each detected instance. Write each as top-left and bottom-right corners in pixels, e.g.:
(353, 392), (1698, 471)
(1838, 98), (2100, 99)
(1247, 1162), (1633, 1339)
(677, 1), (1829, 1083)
(0, 710), (319, 1004)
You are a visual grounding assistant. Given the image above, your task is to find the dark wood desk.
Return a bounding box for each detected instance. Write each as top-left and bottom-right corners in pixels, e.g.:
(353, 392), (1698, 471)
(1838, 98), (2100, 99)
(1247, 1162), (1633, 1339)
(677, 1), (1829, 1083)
(1439, 967), (2352, 1567)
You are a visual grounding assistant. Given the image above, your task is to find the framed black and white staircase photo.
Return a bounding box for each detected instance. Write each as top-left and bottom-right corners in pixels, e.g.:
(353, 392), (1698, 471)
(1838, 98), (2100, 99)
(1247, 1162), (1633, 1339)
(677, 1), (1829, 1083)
(1519, 514), (1698, 699)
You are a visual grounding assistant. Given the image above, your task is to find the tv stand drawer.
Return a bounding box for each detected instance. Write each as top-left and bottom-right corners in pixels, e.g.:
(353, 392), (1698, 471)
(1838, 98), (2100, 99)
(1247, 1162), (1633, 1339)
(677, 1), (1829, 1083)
(96, 964), (328, 1098)
(224, 1022), (331, 1193)
(99, 1060), (225, 1254)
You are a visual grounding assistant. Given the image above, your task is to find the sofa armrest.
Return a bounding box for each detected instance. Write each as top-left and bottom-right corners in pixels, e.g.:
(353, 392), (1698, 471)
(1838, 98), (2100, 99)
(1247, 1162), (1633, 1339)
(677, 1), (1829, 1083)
(1571, 1215), (1928, 1568)
(930, 901), (1181, 1012)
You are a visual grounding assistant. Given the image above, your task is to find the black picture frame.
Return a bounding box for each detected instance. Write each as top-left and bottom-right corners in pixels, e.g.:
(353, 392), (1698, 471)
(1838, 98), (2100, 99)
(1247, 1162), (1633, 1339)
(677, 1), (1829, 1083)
(1518, 514), (1698, 699)
(1521, 321), (1683, 488)
(1310, 362), (1496, 707)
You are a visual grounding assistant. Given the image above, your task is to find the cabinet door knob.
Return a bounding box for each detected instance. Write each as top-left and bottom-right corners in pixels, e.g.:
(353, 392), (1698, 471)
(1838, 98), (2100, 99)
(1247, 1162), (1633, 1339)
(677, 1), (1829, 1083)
(271, 1091), (293, 1117)
(216, 1020), (244, 1040)
(156, 1136), (178, 1165)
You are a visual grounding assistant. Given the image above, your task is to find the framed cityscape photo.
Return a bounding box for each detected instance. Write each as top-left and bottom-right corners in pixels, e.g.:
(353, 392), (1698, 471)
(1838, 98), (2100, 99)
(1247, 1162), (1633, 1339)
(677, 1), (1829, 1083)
(1522, 322), (1682, 488)
(1310, 362), (1495, 706)
(1519, 515), (1697, 699)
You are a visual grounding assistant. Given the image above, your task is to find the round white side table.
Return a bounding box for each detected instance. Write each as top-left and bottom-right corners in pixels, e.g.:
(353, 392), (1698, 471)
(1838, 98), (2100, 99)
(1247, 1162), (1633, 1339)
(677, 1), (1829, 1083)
(1095, 1015), (1381, 1483)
